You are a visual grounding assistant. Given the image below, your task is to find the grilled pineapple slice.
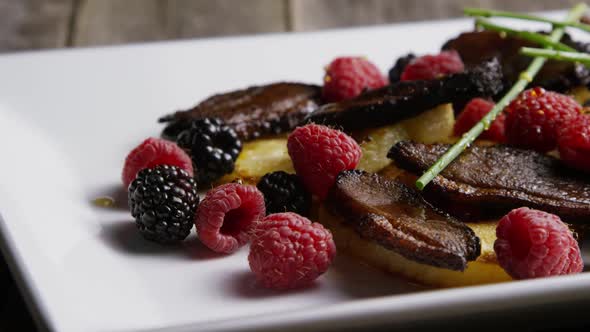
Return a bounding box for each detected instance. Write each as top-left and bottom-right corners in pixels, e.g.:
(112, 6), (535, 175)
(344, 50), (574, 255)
(218, 137), (293, 184)
(357, 124), (409, 172)
(358, 103), (455, 173)
(403, 103), (455, 143)
(319, 207), (510, 287)
(569, 85), (590, 106)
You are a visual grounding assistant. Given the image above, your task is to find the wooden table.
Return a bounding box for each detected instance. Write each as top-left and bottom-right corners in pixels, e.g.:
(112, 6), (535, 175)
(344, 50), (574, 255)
(0, 0), (583, 53)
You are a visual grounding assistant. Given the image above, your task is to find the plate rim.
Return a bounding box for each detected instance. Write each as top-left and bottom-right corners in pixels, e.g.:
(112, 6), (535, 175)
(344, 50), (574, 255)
(2, 10), (589, 332)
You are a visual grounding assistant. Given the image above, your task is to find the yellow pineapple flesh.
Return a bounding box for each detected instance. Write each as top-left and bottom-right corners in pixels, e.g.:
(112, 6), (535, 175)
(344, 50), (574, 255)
(357, 103), (455, 173)
(217, 137), (293, 185)
(319, 207), (511, 287)
(569, 85), (590, 106)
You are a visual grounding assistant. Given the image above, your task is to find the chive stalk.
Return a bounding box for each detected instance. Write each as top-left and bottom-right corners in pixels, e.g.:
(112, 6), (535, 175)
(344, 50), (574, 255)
(475, 18), (577, 52)
(520, 47), (590, 65)
(464, 7), (590, 33)
(416, 3), (588, 190)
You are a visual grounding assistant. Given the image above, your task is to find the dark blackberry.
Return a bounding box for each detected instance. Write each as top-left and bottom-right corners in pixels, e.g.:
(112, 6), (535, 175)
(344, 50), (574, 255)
(128, 165), (199, 244)
(388, 53), (416, 83)
(256, 171), (311, 216)
(176, 118), (242, 184)
(160, 120), (191, 141)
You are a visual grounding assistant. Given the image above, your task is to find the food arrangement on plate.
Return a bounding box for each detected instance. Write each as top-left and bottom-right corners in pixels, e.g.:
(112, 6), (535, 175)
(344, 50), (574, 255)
(118, 5), (590, 290)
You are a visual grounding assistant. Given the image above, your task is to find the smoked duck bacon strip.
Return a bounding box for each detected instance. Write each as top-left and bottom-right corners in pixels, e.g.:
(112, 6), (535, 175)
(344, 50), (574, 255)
(325, 170), (481, 271)
(388, 141), (590, 223)
(159, 82), (322, 141)
(305, 59), (503, 132)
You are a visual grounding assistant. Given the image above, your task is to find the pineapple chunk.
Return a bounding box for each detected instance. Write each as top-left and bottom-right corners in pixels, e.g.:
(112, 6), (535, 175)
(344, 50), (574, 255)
(358, 103), (455, 173)
(218, 137), (293, 184)
(569, 85), (590, 106)
(357, 124), (409, 172)
(319, 207), (511, 287)
(403, 103), (455, 143)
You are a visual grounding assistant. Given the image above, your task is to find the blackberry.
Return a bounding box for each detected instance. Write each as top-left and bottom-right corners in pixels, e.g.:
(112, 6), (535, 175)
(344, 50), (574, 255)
(388, 53), (416, 83)
(176, 118), (242, 184)
(160, 120), (191, 141)
(257, 171), (311, 216)
(128, 165), (199, 244)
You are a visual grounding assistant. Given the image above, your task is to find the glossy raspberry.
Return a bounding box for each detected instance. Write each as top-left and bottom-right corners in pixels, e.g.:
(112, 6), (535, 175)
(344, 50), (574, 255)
(454, 98), (506, 143)
(195, 183), (265, 254)
(558, 114), (590, 172)
(287, 124), (362, 200)
(122, 137), (193, 188)
(400, 50), (464, 81)
(494, 207), (583, 280)
(505, 87), (581, 152)
(322, 56), (387, 102)
(248, 213), (336, 289)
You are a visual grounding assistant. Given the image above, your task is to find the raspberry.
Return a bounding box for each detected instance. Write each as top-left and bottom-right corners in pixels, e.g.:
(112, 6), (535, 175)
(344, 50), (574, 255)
(505, 87), (581, 152)
(400, 50), (464, 81)
(248, 213), (336, 289)
(454, 98), (506, 143)
(287, 124), (362, 200)
(494, 207), (583, 280)
(195, 183), (265, 254)
(388, 53), (416, 83)
(122, 137), (193, 188)
(322, 56), (387, 102)
(558, 114), (590, 172)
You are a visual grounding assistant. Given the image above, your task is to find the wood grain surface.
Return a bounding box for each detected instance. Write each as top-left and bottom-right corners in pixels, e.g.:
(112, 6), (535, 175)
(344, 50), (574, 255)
(0, 0), (584, 52)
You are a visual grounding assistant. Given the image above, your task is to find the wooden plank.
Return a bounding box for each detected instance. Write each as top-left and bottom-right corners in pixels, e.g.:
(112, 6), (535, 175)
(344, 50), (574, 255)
(0, 0), (585, 52)
(72, 0), (166, 46)
(290, 0), (383, 31)
(291, 0), (583, 31)
(0, 0), (74, 52)
(72, 0), (289, 47)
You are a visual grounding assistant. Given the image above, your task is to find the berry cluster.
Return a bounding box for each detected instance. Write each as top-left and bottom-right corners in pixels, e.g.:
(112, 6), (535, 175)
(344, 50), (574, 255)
(122, 122), (346, 289)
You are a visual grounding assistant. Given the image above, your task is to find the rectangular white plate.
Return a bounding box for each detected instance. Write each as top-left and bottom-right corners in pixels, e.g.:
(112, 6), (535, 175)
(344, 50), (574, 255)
(1, 11), (590, 332)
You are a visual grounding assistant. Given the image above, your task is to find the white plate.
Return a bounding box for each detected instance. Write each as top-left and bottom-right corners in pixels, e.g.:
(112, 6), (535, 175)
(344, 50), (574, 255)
(1, 11), (589, 332)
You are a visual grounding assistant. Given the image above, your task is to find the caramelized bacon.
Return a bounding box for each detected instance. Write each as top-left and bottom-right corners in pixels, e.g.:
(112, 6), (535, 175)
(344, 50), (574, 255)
(389, 142), (590, 223)
(159, 82), (321, 141)
(325, 170), (481, 271)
